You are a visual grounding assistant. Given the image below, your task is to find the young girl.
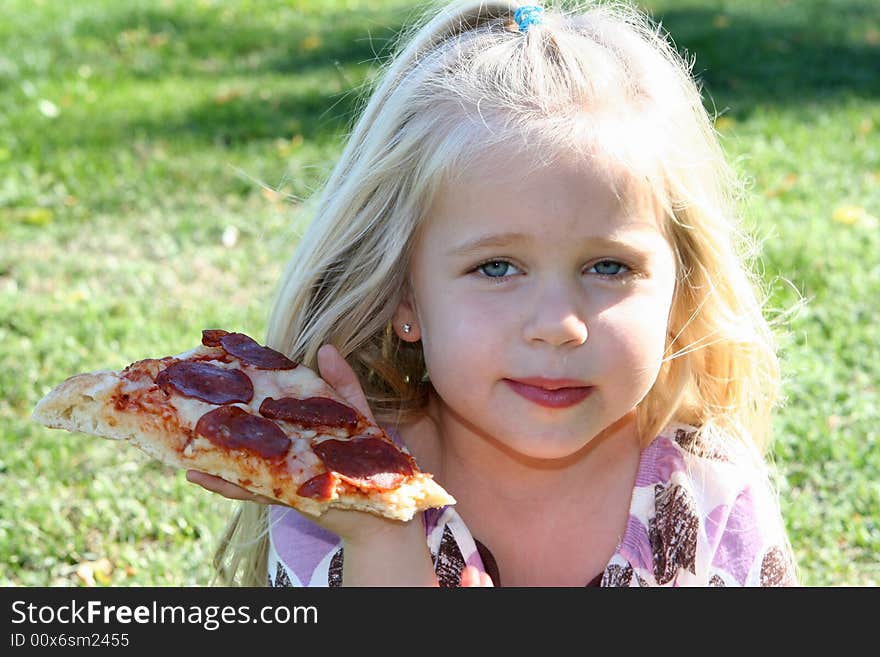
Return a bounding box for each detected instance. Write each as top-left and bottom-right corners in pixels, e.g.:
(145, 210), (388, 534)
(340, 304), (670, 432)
(188, 0), (798, 587)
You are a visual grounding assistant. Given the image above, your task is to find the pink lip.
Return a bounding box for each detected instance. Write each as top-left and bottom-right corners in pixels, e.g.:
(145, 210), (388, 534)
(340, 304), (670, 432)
(504, 378), (593, 409)
(508, 377), (589, 390)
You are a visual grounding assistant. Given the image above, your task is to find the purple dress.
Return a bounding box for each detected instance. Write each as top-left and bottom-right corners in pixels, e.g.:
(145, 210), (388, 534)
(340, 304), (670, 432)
(266, 423), (797, 587)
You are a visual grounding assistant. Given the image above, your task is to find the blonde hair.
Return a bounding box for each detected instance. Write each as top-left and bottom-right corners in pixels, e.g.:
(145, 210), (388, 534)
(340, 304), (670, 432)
(212, 0), (784, 585)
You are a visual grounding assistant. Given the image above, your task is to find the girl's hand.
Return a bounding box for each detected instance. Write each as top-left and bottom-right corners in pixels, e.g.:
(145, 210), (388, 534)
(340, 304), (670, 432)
(460, 565), (494, 587)
(185, 470), (276, 504)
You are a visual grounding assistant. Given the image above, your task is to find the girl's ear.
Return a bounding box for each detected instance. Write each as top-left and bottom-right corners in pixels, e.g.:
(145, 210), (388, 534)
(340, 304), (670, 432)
(392, 289), (421, 342)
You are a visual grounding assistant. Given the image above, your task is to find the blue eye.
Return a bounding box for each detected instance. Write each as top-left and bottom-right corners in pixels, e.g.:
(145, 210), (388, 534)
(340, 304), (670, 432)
(473, 259), (631, 282)
(589, 260), (629, 276)
(477, 260), (519, 278)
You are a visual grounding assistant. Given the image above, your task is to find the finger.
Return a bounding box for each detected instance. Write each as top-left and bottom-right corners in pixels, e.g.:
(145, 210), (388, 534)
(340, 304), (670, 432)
(185, 470), (276, 505)
(460, 565), (477, 587)
(460, 565), (489, 588)
(317, 344), (376, 423)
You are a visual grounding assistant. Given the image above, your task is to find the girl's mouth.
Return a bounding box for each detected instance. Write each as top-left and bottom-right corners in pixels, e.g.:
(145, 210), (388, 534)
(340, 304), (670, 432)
(503, 379), (594, 409)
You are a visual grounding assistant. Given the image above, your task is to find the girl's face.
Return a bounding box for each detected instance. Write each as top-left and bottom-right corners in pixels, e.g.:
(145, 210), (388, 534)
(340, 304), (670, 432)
(395, 148), (677, 460)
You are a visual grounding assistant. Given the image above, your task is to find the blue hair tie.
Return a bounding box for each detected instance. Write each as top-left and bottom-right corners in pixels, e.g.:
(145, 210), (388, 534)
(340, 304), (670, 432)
(514, 5), (545, 33)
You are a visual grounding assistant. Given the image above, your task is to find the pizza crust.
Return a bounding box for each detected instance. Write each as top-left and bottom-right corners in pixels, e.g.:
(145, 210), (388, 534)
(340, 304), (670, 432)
(33, 371), (131, 440)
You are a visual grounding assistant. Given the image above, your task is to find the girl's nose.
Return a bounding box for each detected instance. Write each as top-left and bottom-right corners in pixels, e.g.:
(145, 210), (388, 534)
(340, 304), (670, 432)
(521, 289), (588, 347)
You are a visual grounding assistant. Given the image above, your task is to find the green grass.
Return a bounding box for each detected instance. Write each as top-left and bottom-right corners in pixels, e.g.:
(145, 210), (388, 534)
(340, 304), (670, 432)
(2, 0), (878, 586)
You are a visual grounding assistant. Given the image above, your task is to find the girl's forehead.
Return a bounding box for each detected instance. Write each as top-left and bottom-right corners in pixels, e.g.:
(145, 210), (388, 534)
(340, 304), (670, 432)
(439, 141), (664, 221)
(455, 131), (656, 185)
(417, 144), (668, 250)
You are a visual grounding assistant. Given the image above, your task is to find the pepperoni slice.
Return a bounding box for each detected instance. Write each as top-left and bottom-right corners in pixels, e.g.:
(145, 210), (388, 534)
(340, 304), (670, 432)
(194, 406), (290, 460)
(296, 471), (339, 501)
(219, 332), (297, 370)
(201, 329), (229, 347)
(156, 361), (254, 404)
(259, 396), (359, 431)
(313, 437), (414, 491)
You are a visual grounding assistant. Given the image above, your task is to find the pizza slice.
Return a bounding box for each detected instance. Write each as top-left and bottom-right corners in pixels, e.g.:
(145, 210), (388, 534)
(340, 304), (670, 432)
(31, 329), (455, 521)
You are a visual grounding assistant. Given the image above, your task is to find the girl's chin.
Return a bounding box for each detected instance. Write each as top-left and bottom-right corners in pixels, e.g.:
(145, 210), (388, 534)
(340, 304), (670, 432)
(490, 425), (600, 461)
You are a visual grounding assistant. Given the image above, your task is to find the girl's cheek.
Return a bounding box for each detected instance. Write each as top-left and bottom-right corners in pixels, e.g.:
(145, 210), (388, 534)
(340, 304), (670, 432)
(442, 295), (499, 331)
(595, 303), (668, 362)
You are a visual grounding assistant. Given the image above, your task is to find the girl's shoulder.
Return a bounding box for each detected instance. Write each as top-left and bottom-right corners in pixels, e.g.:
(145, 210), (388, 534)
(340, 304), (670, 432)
(637, 424), (778, 517)
(642, 421), (777, 502)
(618, 422), (796, 586)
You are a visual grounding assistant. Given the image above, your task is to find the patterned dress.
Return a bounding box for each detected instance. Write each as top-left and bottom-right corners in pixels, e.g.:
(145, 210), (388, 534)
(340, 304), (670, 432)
(266, 423), (797, 587)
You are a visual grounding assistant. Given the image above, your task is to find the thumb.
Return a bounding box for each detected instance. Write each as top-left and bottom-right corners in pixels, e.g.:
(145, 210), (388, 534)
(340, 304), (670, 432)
(316, 344), (376, 424)
(460, 565), (494, 587)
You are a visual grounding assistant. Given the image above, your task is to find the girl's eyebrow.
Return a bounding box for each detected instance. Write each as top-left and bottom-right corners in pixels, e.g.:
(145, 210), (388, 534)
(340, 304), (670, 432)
(446, 232), (529, 256)
(446, 231), (660, 257)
